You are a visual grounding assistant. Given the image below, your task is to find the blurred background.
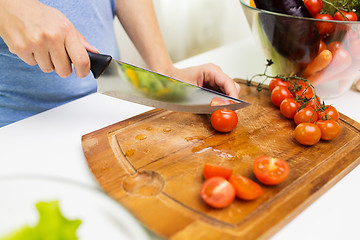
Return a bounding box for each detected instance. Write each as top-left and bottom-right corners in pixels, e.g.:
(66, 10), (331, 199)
(114, 0), (251, 66)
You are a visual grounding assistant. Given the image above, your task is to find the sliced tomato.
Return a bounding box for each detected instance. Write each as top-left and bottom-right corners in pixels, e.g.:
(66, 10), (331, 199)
(210, 97), (235, 106)
(253, 156), (290, 185)
(229, 175), (263, 200)
(203, 163), (233, 180)
(200, 177), (236, 208)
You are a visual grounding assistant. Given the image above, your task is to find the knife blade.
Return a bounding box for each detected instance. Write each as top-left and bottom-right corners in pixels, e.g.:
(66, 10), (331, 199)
(88, 52), (250, 114)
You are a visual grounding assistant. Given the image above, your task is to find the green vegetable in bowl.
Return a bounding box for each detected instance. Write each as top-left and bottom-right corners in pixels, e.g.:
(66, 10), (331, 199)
(0, 201), (82, 240)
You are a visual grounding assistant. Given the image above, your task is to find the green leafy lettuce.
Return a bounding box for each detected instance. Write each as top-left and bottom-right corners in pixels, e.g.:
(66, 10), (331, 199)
(0, 201), (82, 240)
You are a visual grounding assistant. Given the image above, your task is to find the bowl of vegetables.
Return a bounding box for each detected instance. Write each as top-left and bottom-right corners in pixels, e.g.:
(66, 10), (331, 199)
(240, 0), (360, 98)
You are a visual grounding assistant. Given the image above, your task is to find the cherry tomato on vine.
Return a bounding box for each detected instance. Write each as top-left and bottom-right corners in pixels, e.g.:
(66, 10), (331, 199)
(294, 123), (321, 145)
(253, 156), (290, 185)
(304, 0), (323, 17)
(305, 95), (321, 109)
(229, 175), (263, 200)
(269, 78), (289, 92)
(334, 10), (358, 21)
(317, 105), (339, 121)
(294, 107), (318, 125)
(316, 120), (341, 140)
(280, 97), (300, 119)
(289, 81), (314, 99)
(200, 177), (236, 208)
(211, 109), (238, 133)
(271, 86), (292, 107)
(315, 14), (334, 35)
(203, 163), (233, 180)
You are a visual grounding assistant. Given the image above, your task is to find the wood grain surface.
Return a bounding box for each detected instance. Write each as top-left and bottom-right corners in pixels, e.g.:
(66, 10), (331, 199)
(82, 79), (360, 240)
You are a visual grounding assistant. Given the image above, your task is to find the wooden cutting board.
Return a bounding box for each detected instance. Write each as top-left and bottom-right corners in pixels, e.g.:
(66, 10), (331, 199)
(82, 79), (360, 240)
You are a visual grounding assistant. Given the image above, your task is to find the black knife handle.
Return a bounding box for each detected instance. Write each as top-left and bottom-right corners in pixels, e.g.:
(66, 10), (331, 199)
(88, 51), (112, 79)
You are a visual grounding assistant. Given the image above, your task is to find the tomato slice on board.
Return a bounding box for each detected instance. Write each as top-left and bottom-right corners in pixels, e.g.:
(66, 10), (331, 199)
(253, 156), (290, 185)
(200, 177), (236, 208)
(228, 175), (263, 200)
(203, 163), (233, 180)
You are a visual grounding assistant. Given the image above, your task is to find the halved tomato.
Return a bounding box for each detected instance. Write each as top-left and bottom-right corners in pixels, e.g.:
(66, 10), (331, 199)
(253, 156), (290, 185)
(200, 177), (236, 208)
(228, 175), (263, 200)
(210, 97), (236, 106)
(203, 163), (233, 180)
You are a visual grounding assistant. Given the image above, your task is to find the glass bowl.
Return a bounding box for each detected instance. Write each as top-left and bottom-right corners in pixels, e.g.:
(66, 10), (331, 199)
(0, 176), (152, 240)
(239, 0), (360, 99)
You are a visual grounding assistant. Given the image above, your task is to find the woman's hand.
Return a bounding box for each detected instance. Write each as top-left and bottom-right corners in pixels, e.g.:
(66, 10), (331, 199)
(162, 64), (241, 99)
(0, 0), (98, 78)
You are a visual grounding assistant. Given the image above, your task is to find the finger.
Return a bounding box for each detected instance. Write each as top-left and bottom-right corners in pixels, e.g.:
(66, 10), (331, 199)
(78, 33), (100, 53)
(64, 31), (90, 78)
(17, 51), (38, 66)
(4, 38), (38, 66)
(33, 49), (55, 73)
(204, 64), (240, 98)
(49, 44), (73, 78)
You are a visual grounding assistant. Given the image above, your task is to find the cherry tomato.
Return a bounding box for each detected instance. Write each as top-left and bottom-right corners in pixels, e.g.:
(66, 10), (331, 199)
(211, 109), (238, 133)
(229, 175), (263, 200)
(316, 120), (341, 140)
(271, 86), (292, 107)
(327, 41), (343, 53)
(334, 10), (358, 21)
(294, 107), (318, 125)
(210, 97), (235, 106)
(305, 95), (321, 109)
(280, 97), (300, 119)
(203, 163), (233, 180)
(317, 105), (339, 121)
(294, 123), (321, 145)
(269, 78), (289, 92)
(289, 81), (314, 99)
(315, 14), (334, 36)
(304, 0), (323, 17)
(253, 156), (290, 185)
(318, 39), (327, 54)
(200, 177), (236, 208)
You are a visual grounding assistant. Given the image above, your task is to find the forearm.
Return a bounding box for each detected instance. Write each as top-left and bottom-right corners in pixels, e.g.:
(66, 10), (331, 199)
(115, 0), (174, 74)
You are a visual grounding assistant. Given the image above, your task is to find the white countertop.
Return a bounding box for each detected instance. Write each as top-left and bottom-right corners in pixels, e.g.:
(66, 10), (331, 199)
(1, 37), (359, 240)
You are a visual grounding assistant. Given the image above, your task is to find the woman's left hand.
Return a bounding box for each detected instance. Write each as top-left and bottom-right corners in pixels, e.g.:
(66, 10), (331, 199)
(162, 63), (241, 99)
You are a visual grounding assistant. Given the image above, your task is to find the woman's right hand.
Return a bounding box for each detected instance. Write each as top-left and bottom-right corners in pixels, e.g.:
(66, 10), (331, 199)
(0, 0), (99, 78)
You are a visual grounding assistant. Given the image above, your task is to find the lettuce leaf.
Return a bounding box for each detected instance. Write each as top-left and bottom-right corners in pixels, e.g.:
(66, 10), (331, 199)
(0, 200), (82, 240)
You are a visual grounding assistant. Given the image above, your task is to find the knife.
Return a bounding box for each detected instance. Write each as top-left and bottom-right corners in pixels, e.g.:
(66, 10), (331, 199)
(88, 52), (250, 114)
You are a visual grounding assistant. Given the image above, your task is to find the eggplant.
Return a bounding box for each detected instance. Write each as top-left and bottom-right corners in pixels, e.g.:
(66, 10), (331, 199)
(254, 0), (320, 64)
(254, 0), (312, 17)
